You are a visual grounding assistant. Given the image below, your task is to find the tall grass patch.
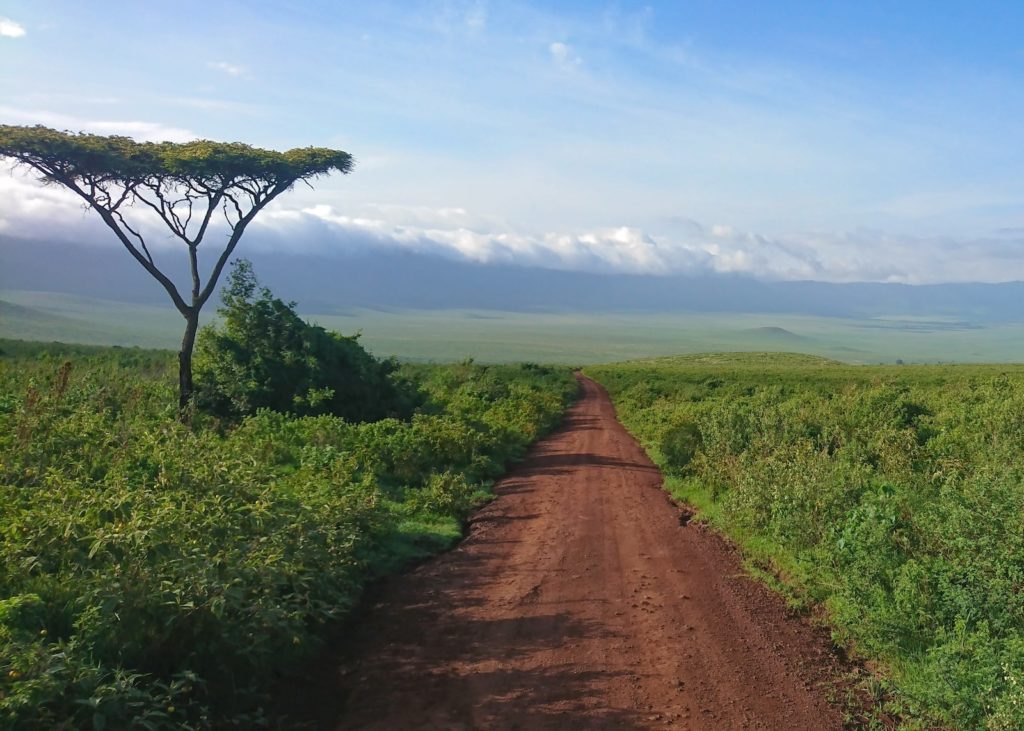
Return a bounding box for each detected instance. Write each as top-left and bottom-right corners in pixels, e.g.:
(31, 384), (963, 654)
(0, 342), (575, 728)
(589, 353), (1024, 729)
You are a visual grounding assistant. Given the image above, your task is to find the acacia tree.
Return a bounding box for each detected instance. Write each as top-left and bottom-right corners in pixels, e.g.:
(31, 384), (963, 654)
(0, 125), (353, 418)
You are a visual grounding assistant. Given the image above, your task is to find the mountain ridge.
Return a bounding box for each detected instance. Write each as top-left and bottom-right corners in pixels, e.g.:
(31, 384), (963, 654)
(5, 234), (1024, 323)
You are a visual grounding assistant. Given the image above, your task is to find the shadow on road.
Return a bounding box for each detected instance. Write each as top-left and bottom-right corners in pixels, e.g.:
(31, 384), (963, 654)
(273, 558), (651, 730)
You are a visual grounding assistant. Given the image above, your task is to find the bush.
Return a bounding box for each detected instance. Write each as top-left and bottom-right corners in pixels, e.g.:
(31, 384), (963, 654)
(194, 260), (414, 421)
(660, 419), (702, 474)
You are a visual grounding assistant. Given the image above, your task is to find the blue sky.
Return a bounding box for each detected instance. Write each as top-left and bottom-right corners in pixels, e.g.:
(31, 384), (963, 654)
(3, 1), (1024, 283)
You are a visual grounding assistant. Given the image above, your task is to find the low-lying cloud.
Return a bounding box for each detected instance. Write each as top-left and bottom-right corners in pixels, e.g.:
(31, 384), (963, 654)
(2, 175), (1023, 285)
(252, 203), (1024, 285)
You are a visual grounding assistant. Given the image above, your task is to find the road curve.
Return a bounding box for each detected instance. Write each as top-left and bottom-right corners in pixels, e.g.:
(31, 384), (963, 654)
(286, 375), (846, 730)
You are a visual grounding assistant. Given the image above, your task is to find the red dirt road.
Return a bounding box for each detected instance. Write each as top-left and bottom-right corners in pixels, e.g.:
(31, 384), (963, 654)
(292, 376), (847, 729)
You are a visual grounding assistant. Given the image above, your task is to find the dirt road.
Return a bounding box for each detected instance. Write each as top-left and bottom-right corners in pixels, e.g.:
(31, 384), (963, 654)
(291, 376), (846, 729)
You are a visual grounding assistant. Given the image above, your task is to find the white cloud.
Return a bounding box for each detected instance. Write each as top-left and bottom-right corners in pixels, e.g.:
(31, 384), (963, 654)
(0, 176), (110, 243)
(358, 203), (503, 231)
(245, 202), (1024, 284)
(0, 106), (197, 142)
(549, 42), (582, 71)
(82, 120), (197, 142)
(4, 174), (1024, 286)
(0, 17), (26, 38)
(207, 61), (247, 77)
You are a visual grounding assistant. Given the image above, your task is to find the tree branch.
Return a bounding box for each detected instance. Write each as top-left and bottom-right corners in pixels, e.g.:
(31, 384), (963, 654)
(40, 167), (191, 315)
(134, 183), (187, 241)
(192, 189), (224, 247)
(196, 181), (289, 308)
(110, 208), (155, 266)
(222, 191), (246, 229)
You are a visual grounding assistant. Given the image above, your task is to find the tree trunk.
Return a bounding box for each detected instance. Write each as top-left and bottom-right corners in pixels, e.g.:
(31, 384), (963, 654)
(178, 310), (200, 421)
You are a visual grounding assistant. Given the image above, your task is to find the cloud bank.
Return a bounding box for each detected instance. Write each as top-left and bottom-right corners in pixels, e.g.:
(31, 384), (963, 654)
(3, 174), (1022, 285)
(253, 203), (1024, 285)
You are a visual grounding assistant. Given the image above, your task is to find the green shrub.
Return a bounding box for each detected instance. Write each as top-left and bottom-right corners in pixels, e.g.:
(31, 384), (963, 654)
(194, 260), (414, 421)
(660, 419), (703, 474)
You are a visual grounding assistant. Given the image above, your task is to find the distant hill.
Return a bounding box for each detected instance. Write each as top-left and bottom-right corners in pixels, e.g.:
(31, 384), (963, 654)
(5, 234), (1024, 323)
(0, 292), (199, 348)
(743, 326), (806, 339)
(0, 299), (123, 343)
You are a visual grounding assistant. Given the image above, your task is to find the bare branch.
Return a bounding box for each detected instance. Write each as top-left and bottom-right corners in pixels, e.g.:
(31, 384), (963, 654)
(223, 191), (246, 229)
(134, 185), (182, 237)
(192, 189), (224, 247)
(32, 166), (190, 314)
(110, 184), (134, 212)
(110, 208), (154, 265)
(179, 191), (196, 233)
(197, 181), (289, 308)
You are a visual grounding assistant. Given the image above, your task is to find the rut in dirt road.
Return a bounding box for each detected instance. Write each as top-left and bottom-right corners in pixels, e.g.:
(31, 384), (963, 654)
(288, 375), (847, 730)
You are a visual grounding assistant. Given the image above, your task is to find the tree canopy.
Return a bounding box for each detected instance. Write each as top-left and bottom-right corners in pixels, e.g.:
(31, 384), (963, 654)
(0, 125), (352, 189)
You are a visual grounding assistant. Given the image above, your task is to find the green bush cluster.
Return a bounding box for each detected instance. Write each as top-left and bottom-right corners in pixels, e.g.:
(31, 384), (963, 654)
(0, 343), (575, 728)
(589, 354), (1024, 729)
(194, 260), (413, 422)
(659, 419), (702, 474)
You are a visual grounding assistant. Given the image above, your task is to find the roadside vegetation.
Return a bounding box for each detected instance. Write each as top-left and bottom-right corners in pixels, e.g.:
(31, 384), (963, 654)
(0, 269), (576, 729)
(588, 353), (1024, 729)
